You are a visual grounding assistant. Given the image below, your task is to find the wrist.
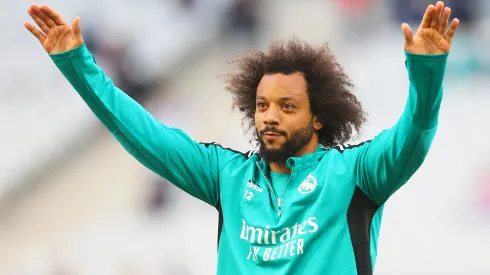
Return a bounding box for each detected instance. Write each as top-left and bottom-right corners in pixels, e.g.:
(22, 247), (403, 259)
(49, 44), (86, 60)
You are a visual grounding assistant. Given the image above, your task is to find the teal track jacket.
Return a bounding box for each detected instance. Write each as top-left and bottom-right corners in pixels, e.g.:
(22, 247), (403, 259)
(50, 44), (447, 275)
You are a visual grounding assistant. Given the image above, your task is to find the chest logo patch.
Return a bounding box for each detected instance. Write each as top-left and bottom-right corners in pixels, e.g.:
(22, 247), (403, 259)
(298, 174), (317, 194)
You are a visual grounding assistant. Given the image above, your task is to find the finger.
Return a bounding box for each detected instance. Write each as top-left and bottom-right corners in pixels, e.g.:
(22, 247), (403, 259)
(33, 7), (57, 28)
(40, 5), (67, 25)
(72, 16), (84, 43)
(24, 21), (46, 44)
(420, 5), (435, 28)
(402, 23), (414, 47)
(28, 5), (49, 34)
(445, 18), (460, 45)
(438, 7), (451, 35)
(430, 1), (444, 29)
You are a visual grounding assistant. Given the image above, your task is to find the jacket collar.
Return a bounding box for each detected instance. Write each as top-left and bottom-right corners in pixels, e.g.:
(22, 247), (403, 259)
(257, 144), (327, 172)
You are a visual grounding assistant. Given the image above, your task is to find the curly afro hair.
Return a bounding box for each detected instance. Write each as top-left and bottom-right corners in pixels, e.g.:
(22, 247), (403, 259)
(225, 37), (367, 148)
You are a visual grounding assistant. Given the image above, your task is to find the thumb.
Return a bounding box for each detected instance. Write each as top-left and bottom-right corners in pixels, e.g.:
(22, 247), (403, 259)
(72, 16), (84, 44)
(402, 23), (413, 48)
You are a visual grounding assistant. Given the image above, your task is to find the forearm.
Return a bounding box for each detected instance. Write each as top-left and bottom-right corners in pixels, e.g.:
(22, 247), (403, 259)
(50, 44), (170, 166)
(401, 51), (448, 132)
(50, 44), (122, 132)
(49, 44), (221, 205)
(352, 52), (448, 204)
(382, 51), (448, 166)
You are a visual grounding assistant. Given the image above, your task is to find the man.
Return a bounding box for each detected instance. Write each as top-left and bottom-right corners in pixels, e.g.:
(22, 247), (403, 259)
(24, 2), (458, 274)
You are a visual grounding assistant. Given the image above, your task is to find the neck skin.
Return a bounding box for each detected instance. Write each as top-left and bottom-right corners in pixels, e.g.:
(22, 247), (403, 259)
(269, 135), (319, 174)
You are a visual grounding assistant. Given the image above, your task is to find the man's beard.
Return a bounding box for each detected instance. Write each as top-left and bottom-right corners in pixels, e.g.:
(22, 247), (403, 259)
(257, 119), (315, 163)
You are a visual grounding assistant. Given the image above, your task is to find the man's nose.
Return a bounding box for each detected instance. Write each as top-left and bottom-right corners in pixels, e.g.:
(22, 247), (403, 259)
(263, 106), (280, 126)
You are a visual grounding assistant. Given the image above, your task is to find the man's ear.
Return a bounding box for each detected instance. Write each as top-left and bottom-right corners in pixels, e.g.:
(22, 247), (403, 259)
(313, 116), (323, 131)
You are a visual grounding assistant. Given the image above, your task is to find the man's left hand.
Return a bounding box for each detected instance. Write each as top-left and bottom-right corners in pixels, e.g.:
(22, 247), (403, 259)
(402, 1), (459, 55)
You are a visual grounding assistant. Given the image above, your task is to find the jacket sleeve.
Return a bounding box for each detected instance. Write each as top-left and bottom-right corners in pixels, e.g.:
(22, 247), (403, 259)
(341, 51), (448, 205)
(49, 44), (240, 207)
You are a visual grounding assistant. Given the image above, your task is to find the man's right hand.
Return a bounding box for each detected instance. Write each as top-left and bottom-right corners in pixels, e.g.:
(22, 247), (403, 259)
(24, 4), (84, 54)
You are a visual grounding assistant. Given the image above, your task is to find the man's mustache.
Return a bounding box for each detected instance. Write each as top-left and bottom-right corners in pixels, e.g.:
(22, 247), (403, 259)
(259, 127), (287, 136)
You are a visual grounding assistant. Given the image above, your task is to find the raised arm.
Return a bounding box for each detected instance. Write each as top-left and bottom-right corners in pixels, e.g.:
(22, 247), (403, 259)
(341, 2), (460, 205)
(24, 4), (240, 206)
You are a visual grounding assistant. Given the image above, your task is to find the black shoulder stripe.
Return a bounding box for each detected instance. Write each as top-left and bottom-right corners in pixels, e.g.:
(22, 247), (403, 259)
(333, 140), (372, 153)
(199, 142), (252, 159)
(245, 149), (259, 158)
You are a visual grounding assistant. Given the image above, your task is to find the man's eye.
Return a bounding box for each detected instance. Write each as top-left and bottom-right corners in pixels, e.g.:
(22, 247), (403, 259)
(283, 104), (294, 110)
(257, 102), (267, 109)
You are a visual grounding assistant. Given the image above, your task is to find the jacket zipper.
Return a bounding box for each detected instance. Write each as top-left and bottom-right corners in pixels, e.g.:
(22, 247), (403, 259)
(256, 162), (295, 221)
(256, 163), (279, 217)
(279, 165), (295, 219)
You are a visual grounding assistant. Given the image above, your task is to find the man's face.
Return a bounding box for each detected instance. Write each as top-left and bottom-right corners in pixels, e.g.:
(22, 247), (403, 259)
(255, 72), (323, 162)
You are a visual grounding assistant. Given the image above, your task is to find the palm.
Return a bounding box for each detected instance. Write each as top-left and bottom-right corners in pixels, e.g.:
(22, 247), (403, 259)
(410, 28), (450, 54)
(403, 1), (459, 55)
(43, 25), (78, 54)
(25, 4), (84, 54)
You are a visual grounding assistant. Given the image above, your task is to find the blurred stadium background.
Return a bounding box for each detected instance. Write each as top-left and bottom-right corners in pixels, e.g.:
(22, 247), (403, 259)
(1, 0), (490, 274)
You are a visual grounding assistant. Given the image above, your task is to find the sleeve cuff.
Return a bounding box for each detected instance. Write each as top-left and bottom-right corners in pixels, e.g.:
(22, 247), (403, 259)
(404, 51), (448, 69)
(404, 51), (448, 61)
(49, 44), (88, 61)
